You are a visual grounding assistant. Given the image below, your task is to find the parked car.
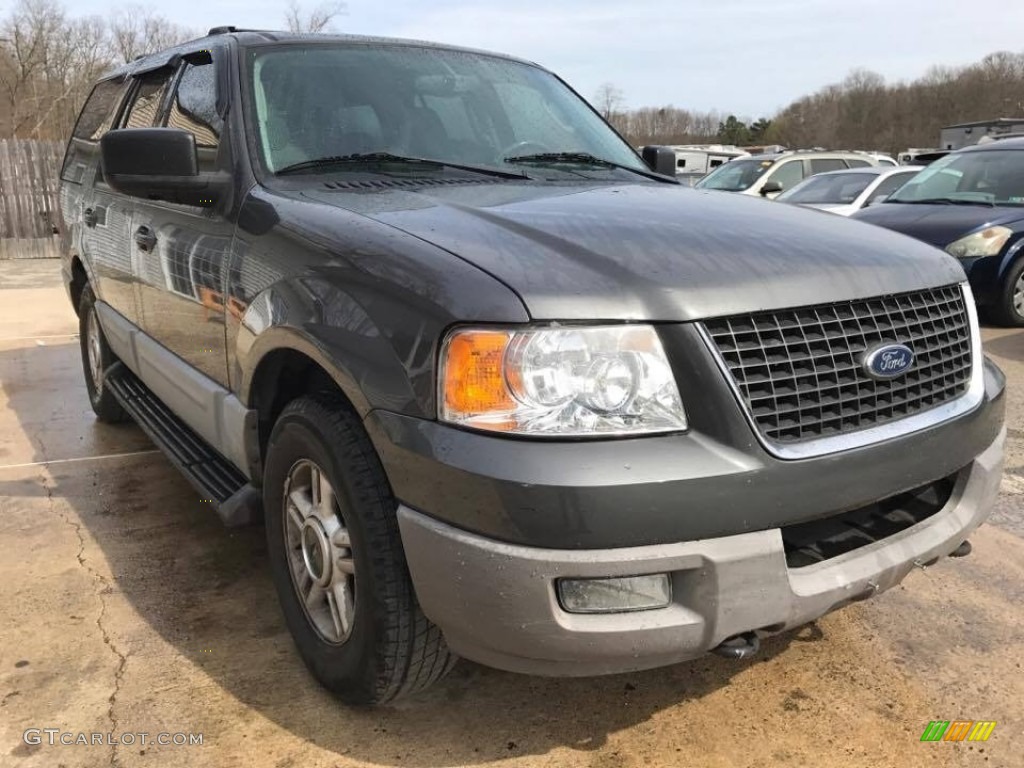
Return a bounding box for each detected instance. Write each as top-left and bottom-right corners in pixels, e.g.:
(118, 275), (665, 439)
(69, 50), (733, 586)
(695, 150), (879, 198)
(776, 166), (922, 216)
(853, 138), (1024, 325)
(853, 151), (898, 167)
(61, 29), (1005, 705)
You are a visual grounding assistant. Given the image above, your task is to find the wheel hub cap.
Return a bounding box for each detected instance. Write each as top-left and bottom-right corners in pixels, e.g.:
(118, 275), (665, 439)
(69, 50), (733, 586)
(282, 459), (356, 645)
(301, 518), (332, 587)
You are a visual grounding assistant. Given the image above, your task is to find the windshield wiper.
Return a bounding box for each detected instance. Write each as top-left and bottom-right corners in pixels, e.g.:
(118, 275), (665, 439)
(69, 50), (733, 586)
(276, 152), (528, 179)
(504, 151), (678, 183)
(892, 197), (995, 207)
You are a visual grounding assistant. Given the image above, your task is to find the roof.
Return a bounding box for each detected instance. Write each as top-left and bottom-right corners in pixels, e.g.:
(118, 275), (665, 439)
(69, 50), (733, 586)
(959, 136), (1024, 152)
(807, 165), (923, 178)
(102, 29), (536, 80)
(741, 150), (875, 162)
(942, 117), (1024, 130)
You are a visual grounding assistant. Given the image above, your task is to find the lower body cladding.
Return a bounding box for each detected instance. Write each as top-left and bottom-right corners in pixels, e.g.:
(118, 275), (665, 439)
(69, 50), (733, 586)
(397, 429), (1004, 677)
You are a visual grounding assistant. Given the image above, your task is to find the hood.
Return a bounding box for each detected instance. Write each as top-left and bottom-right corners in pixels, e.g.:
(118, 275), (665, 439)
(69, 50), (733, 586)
(300, 181), (965, 321)
(852, 202), (1024, 249)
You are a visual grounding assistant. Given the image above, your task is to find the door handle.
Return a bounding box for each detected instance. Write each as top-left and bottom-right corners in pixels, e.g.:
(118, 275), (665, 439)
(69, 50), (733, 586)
(134, 226), (157, 252)
(83, 208), (98, 228)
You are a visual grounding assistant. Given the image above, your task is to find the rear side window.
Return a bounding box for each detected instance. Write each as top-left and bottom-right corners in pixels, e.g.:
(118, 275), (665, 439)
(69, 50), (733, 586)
(867, 172), (915, 203)
(124, 71), (174, 129)
(60, 77), (129, 183)
(167, 61), (222, 172)
(845, 158), (872, 168)
(810, 158), (847, 174)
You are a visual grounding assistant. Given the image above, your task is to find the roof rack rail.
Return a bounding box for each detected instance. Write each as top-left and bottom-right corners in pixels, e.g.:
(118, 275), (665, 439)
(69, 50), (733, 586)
(208, 25), (237, 35)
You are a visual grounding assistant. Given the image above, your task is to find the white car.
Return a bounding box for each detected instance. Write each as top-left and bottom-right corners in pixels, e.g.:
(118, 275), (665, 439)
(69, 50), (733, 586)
(775, 165), (923, 216)
(695, 150), (879, 199)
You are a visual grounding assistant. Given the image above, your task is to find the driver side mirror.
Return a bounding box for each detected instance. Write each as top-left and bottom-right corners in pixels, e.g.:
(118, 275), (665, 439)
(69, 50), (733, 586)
(760, 180), (783, 196)
(101, 128), (226, 207)
(865, 194), (888, 207)
(641, 145), (677, 176)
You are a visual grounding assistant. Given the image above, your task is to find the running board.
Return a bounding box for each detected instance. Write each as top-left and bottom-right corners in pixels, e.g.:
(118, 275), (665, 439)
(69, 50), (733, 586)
(105, 362), (261, 527)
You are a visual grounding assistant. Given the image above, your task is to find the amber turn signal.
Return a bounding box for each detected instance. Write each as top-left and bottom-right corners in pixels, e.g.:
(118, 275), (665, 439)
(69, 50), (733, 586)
(440, 330), (514, 422)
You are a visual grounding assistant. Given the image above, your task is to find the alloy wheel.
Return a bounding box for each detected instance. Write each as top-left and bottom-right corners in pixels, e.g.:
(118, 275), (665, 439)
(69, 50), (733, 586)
(282, 459), (356, 645)
(86, 308), (103, 391)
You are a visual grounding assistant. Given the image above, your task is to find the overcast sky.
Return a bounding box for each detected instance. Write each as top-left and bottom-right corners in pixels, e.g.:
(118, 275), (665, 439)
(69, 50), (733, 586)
(70, 0), (1024, 117)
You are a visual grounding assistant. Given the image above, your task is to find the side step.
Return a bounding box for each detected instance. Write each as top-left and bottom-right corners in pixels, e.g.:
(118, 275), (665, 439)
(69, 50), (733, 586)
(105, 362), (261, 526)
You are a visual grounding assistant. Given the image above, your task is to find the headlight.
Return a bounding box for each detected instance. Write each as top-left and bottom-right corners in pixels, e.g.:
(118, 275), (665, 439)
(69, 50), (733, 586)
(438, 325), (686, 436)
(946, 226), (1012, 258)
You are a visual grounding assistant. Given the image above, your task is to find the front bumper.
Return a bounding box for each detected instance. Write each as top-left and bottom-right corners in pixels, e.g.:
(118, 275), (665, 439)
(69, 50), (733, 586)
(398, 427), (1004, 676)
(367, 355), (1005, 550)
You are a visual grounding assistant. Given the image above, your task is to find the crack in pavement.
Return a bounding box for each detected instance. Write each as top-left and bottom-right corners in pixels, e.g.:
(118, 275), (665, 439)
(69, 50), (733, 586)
(41, 471), (130, 768)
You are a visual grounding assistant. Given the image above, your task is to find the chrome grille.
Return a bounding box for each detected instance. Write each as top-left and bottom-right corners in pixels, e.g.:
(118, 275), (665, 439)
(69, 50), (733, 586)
(703, 285), (973, 444)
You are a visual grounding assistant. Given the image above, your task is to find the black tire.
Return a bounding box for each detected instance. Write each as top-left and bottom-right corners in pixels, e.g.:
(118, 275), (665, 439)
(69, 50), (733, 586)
(78, 284), (128, 423)
(991, 258), (1024, 327)
(263, 395), (455, 705)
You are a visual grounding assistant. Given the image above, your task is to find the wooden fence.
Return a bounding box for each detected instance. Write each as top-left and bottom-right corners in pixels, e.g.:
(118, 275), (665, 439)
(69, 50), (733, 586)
(0, 139), (64, 259)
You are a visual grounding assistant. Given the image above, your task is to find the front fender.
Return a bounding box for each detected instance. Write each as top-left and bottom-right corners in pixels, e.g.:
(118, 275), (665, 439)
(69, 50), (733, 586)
(996, 233), (1024, 282)
(227, 188), (530, 419)
(234, 311), (406, 418)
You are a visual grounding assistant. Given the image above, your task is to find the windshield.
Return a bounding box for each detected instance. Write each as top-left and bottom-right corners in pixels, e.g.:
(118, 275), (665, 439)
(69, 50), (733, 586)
(696, 157), (773, 191)
(245, 43), (646, 176)
(777, 172), (875, 204)
(888, 149), (1024, 205)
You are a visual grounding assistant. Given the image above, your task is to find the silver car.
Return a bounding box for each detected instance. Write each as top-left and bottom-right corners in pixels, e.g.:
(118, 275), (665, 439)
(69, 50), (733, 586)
(776, 165), (922, 216)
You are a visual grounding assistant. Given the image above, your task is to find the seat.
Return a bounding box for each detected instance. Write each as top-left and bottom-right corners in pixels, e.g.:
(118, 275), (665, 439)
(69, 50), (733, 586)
(991, 172), (1022, 202)
(407, 107), (452, 158)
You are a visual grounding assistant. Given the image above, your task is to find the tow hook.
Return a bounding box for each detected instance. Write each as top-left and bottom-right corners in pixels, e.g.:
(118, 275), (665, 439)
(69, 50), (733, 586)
(712, 631), (760, 660)
(950, 540), (973, 558)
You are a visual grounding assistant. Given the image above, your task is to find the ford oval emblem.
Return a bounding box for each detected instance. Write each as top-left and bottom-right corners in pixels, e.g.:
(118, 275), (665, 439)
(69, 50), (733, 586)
(864, 343), (915, 379)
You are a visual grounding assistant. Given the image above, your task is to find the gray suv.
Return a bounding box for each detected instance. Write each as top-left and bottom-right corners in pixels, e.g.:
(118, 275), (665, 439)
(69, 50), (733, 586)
(60, 29), (1005, 704)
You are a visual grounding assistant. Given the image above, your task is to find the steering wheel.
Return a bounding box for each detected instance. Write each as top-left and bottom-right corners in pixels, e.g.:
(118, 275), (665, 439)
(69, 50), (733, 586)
(501, 140), (553, 159)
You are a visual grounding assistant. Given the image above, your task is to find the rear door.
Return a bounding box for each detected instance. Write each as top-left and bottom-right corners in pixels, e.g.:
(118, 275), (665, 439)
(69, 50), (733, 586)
(63, 75), (135, 320)
(131, 50), (234, 387)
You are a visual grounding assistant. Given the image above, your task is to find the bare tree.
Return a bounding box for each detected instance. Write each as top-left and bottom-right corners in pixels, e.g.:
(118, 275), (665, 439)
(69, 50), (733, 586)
(0, 0), (63, 136)
(108, 5), (194, 63)
(284, 0), (346, 33)
(593, 82), (625, 120)
(0, 0), (197, 139)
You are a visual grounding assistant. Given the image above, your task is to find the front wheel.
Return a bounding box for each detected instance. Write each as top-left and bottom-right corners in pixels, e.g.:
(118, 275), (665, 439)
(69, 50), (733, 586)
(263, 395), (455, 705)
(78, 284), (127, 423)
(991, 258), (1024, 327)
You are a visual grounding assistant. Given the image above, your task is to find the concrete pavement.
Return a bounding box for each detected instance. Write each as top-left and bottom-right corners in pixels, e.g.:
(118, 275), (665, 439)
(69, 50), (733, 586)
(2, 260), (1022, 767)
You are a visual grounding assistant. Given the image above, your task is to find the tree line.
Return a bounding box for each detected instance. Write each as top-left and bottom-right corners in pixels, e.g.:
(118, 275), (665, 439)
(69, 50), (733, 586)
(3, 0), (1023, 155)
(0, 0), (343, 141)
(602, 50), (1024, 153)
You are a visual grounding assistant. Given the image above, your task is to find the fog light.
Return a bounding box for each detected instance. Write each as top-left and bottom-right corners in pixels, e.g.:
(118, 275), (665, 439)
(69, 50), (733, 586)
(557, 574), (671, 614)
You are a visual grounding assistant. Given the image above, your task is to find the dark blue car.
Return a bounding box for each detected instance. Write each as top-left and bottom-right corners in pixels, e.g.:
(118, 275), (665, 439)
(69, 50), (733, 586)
(854, 138), (1024, 325)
